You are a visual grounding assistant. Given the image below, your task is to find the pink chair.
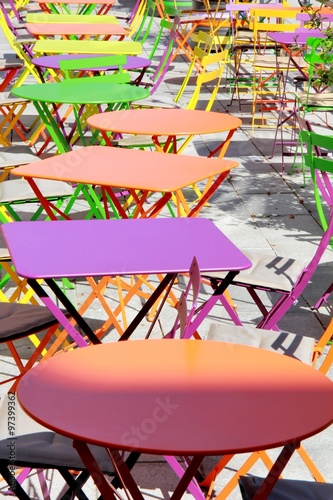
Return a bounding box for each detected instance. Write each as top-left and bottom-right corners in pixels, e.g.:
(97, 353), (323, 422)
(201, 142), (333, 330)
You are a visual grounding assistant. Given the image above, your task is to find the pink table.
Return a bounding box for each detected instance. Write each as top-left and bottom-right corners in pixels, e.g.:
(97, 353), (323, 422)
(17, 339), (333, 499)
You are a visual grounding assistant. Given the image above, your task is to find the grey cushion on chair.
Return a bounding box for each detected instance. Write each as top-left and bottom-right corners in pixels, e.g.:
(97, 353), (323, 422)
(131, 94), (181, 109)
(0, 92), (29, 105)
(111, 134), (174, 147)
(0, 302), (63, 342)
(204, 250), (306, 292)
(0, 146), (40, 168)
(0, 59), (24, 70)
(254, 55), (307, 70)
(206, 323), (315, 364)
(0, 178), (73, 203)
(297, 91), (333, 106)
(239, 475), (333, 500)
(0, 394), (114, 474)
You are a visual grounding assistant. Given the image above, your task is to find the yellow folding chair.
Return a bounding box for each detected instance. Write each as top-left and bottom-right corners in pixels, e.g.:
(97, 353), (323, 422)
(250, 7), (302, 130)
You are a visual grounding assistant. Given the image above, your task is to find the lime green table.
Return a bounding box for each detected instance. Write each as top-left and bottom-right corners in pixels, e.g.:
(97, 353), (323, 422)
(12, 80), (150, 153)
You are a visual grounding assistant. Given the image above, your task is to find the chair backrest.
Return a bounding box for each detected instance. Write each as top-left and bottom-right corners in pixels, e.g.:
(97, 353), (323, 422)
(284, 130), (333, 306)
(300, 130), (333, 248)
(174, 30), (215, 103)
(0, 0), (21, 37)
(148, 12), (181, 94)
(186, 47), (229, 111)
(133, 0), (158, 44)
(304, 36), (333, 92)
(251, 7), (300, 51)
(59, 54), (130, 84)
(127, 0), (148, 37)
(164, 256), (201, 339)
(0, 8), (42, 85)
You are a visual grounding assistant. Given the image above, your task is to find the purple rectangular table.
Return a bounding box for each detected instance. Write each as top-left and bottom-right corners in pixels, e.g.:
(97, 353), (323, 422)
(2, 218), (251, 345)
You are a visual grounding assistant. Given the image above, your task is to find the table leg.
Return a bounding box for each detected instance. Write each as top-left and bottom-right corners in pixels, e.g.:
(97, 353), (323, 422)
(30, 273), (177, 344)
(182, 271), (240, 339)
(252, 442), (299, 499)
(119, 273), (177, 341)
(187, 169), (231, 218)
(27, 278), (99, 347)
(73, 441), (123, 500)
(33, 101), (72, 154)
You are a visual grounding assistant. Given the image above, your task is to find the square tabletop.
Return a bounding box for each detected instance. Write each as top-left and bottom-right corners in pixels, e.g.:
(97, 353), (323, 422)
(1, 218), (252, 279)
(11, 145), (238, 192)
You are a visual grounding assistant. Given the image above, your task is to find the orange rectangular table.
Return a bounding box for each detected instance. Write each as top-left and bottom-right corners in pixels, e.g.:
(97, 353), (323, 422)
(26, 21), (128, 40)
(12, 145), (238, 218)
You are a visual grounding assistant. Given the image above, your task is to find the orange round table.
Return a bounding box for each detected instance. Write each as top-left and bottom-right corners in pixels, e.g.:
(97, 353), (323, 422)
(17, 339), (333, 499)
(87, 108), (242, 158)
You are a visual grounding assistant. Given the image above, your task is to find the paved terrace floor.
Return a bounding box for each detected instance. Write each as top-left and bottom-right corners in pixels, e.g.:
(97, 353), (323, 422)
(0, 0), (333, 498)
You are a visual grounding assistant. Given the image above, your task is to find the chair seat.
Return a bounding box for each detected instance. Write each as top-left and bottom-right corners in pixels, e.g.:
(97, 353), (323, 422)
(0, 92), (29, 105)
(15, 34), (36, 44)
(297, 91), (333, 106)
(132, 95), (181, 109)
(0, 394), (114, 474)
(0, 232), (10, 259)
(239, 475), (333, 500)
(254, 55), (307, 70)
(0, 58), (24, 70)
(206, 323), (315, 364)
(203, 250), (306, 292)
(234, 30), (255, 43)
(0, 302), (65, 341)
(0, 178), (73, 203)
(0, 145), (40, 168)
(111, 134), (175, 147)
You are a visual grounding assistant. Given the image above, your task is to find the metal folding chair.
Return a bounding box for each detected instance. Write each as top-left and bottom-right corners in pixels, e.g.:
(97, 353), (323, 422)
(202, 126), (333, 331)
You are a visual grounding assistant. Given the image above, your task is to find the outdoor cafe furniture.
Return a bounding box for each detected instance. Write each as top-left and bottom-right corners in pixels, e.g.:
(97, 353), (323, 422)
(2, 218), (251, 341)
(10, 145), (238, 218)
(17, 339), (333, 499)
(26, 21), (129, 40)
(32, 53), (151, 78)
(87, 108), (242, 158)
(36, 0), (115, 15)
(26, 12), (119, 23)
(11, 79), (150, 154)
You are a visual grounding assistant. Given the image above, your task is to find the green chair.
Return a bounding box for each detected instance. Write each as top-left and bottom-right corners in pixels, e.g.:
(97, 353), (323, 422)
(300, 129), (333, 309)
(290, 36), (333, 179)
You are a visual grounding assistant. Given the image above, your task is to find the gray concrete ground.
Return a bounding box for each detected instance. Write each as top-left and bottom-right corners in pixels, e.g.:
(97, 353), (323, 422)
(0, 0), (333, 498)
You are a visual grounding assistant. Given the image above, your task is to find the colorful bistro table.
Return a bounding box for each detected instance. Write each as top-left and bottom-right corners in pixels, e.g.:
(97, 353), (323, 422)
(17, 339), (333, 499)
(36, 0), (115, 15)
(12, 81), (150, 153)
(26, 12), (118, 23)
(26, 22), (128, 40)
(32, 53), (151, 77)
(11, 145), (238, 218)
(2, 218), (251, 343)
(87, 108), (242, 158)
